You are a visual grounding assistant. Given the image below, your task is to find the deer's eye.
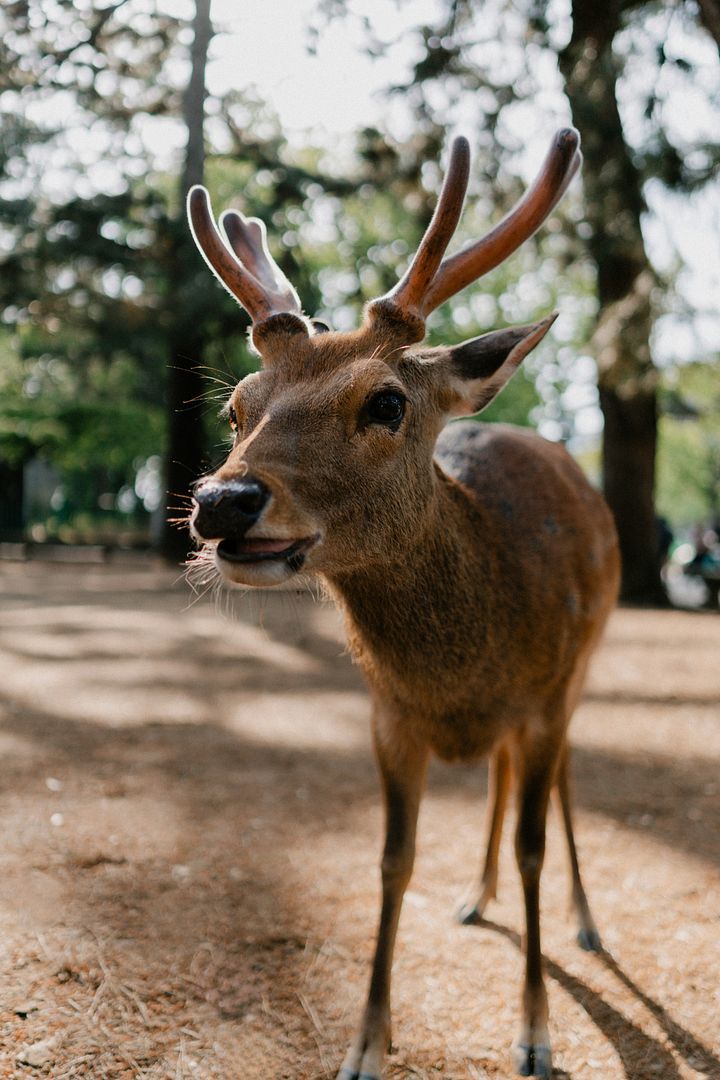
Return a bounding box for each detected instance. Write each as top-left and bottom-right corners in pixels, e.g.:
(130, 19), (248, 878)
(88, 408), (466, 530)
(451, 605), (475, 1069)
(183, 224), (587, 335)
(364, 390), (406, 428)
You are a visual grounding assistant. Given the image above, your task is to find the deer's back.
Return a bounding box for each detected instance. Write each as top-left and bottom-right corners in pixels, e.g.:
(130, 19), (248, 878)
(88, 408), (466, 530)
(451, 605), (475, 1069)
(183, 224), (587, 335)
(426, 420), (619, 745)
(434, 420), (619, 618)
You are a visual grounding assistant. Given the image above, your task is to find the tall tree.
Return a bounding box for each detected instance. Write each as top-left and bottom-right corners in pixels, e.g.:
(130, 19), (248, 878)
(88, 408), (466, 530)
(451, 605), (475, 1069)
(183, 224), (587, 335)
(551, 0), (720, 600)
(558, 1), (664, 603)
(321, 0), (720, 603)
(161, 0), (213, 560)
(0, 0), (190, 535)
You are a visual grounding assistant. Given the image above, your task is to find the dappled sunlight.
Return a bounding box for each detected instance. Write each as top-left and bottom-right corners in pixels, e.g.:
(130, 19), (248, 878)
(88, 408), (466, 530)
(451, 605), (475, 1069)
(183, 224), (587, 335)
(0, 572), (351, 730)
(0, 561), (717, 1078)
(579, 608), (720, 754)
(226, 691), (370, 753)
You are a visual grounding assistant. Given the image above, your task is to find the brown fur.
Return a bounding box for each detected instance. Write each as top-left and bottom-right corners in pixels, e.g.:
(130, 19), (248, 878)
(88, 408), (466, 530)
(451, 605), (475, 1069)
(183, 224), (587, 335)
(189, 316), (620, 1079)
(336, 422), (617, 761)
(187, 128), (614, 1079)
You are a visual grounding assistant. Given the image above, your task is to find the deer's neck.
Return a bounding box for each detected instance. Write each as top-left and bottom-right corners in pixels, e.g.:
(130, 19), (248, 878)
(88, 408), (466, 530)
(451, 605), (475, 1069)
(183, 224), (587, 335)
(325, 468), (495, 700)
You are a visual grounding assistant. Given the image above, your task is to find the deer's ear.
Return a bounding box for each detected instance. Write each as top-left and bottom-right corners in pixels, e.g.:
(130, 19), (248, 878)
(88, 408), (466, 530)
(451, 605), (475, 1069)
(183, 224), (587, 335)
(441, 314), (556, 416)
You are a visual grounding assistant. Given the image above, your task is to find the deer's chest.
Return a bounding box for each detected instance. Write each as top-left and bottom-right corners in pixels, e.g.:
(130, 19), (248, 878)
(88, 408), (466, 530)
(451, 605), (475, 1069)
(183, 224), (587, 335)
(417, 705), (514, 762)
(367, 654), (530, 762)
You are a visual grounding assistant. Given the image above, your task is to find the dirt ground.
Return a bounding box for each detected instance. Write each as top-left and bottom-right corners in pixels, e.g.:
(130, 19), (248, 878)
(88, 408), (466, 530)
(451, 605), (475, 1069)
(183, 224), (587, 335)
(0, 557), (718, 1080)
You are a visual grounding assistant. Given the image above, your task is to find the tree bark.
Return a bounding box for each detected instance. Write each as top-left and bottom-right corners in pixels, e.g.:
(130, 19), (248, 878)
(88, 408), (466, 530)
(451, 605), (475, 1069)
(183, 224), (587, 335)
(0, 461), (25, 540)
(698, 0), (720, 52)
(161, 0), (213, 561)
(559, 1), (666, 603)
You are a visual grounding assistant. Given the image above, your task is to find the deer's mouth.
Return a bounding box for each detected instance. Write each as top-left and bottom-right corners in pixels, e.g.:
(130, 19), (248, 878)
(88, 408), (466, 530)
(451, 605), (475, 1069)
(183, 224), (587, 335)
(216, 535), (316, 571)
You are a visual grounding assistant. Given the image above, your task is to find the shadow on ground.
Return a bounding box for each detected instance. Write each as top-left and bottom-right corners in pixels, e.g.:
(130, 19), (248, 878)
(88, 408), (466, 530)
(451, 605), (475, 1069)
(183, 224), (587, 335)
(0, 561), (717, 1078)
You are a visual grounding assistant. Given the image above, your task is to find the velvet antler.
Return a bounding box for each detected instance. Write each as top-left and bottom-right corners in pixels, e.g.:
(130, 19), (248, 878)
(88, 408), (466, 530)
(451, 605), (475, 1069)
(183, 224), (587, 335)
(366, 128), (581, 334)
(187, 186), (302, 326)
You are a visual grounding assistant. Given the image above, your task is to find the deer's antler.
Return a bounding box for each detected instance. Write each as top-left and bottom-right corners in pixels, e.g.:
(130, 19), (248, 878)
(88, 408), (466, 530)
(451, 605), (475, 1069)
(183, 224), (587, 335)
(219, 209), (301, 314)
(423, 129), (580, 313)
(187, 129), (580, 348)
(187, 186), (302, 325)
(368, 127), (581, 328)
(384, 136), (470, 317)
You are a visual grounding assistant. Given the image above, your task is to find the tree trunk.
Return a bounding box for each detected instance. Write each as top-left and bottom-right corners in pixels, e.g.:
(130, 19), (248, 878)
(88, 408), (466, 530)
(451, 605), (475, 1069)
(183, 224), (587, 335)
(161, 0), (213, 561)
(698, 0), (720, 52)
(599, 386), (661, 601)
(560, 1), (666, 604)
(0, 461), (25, 541)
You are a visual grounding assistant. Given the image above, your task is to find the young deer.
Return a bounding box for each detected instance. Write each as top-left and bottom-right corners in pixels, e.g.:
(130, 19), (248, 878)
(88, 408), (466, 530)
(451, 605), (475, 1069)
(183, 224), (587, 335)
(187, 128), (619, 1079)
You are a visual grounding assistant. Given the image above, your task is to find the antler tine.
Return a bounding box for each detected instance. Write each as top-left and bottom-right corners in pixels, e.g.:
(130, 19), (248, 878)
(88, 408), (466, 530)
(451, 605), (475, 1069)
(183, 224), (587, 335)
(382, 135), (471, 317)
(219, 210), (301, 315)
(187, 186), (286, 323)
(421, 128), (581, 315)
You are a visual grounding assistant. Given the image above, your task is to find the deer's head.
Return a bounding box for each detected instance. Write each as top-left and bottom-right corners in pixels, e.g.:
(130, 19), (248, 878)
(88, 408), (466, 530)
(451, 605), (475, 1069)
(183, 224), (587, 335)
(187, 130), (580, 587)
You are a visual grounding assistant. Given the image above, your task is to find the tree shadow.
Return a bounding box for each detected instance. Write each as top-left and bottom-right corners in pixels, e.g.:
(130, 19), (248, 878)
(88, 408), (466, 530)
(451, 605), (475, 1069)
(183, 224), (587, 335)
(1, 683), (716, 1074)
(0, 690), (375, 1074)
(478, 918), (720, 1080)
(584, 688), (720, 708)
(567, 743), (720, 869)
(1, 632), (718, 878)
(1, 564), (719, 1076)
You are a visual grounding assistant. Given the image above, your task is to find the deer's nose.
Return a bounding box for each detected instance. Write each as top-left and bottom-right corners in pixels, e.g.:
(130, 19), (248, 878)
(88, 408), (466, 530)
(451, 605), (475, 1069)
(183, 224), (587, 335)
(192, 478), (270, 539)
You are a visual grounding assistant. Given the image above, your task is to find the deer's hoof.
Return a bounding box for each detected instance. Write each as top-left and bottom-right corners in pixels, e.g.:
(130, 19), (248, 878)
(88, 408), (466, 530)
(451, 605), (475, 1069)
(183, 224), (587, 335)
(456, 901), (483, 925)
(577, 926), (602, 953)
(456, 886), (494, 925)
(513, 1041), (552, 1078)
(337, 1035), (386, 1080)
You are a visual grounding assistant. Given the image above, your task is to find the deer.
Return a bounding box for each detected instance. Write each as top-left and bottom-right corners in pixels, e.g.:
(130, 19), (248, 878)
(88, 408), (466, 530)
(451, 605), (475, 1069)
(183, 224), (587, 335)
(185, 127), (620, 1079)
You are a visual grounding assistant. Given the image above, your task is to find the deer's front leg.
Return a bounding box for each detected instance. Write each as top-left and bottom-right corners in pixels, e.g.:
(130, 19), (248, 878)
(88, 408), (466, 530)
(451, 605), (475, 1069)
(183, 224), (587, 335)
(337, 719), (428, 1080)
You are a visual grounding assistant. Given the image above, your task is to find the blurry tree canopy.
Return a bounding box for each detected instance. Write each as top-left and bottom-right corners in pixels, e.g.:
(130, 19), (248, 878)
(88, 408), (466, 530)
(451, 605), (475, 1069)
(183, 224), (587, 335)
(0, 0), (718, 586)
(316, 0), (720, 602)
(0, 0), (197, 540)
(658, 362), (720, 528)
(0, 1), (556, 549)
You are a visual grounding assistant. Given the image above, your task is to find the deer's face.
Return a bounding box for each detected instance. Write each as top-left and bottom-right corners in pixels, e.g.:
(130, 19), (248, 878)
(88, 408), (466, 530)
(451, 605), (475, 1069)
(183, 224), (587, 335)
(190, 317), (551, 587)
(191, 343), (449, 587)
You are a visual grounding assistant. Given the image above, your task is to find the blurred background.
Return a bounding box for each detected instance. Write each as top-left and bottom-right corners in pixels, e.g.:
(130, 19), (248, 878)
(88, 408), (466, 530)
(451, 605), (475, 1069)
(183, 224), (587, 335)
(1, 0), (719, 606)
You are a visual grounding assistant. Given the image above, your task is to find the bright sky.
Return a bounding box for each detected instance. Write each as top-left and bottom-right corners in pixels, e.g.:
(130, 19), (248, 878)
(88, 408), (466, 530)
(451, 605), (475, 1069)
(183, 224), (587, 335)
(207, 0), (443, 145)
(201, 0), (719, 370)
(11, 0), (719, 379)
(201, 0), (578, 170)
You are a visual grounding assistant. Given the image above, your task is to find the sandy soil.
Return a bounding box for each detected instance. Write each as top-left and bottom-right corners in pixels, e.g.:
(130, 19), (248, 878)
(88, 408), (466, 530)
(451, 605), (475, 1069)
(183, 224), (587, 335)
(0, 557), (718, 1080)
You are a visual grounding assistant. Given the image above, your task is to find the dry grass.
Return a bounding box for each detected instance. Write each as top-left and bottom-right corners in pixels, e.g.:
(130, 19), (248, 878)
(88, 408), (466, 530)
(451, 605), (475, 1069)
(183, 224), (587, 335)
(0, 558), (717, 1079)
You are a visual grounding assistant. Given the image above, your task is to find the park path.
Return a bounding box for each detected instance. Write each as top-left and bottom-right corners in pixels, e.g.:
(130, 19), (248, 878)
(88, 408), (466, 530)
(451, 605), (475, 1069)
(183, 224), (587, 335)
(0, 558), (718, 1079)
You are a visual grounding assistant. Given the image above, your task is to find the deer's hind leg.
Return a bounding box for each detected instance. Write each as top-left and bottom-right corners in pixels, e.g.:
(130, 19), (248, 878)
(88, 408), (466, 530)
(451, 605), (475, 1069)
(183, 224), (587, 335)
(553, 740), (601, 952)
(457, 740), (512, 924)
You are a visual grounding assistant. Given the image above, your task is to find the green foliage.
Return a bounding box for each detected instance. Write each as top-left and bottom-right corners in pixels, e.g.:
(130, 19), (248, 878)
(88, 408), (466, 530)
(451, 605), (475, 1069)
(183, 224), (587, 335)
(0, 1), (216, 540)
(657, 362), (720, 527)
(3, 0), (717, 553)
(480, 368), (541, 427)
(0, 324), (163, 531)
